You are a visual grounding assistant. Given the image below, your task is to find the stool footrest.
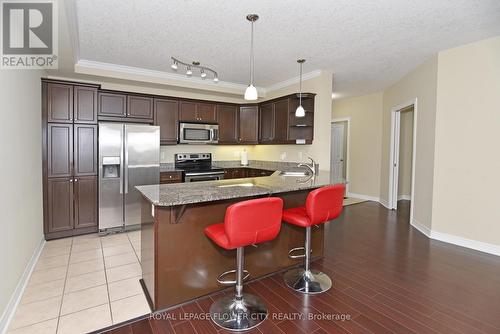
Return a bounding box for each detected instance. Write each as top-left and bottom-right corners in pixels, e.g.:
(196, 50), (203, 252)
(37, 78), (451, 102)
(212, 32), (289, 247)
(288, 246), (312, 259)
(216, 269), (250, 285)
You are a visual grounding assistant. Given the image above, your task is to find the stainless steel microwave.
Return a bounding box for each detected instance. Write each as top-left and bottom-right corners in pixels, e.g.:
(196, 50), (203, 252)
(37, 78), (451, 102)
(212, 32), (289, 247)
(179, 122), (219, 144)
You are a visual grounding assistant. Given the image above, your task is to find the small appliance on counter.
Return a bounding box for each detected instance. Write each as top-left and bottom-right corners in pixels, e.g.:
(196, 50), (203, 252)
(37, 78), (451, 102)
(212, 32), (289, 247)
(175, 153), (224, 182)
(179, 122), (219, 144)
(240, 149), (249, 166)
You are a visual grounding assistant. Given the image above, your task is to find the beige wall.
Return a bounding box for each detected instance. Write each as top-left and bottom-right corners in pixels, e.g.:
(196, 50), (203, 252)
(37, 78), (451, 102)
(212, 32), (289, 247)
(432, 36), (500, 246)
(331, 93), (383, 197)
(398, 107), (414, 197)
(0, 70), (44, 320)
(252, 71), (334, 170)
(381, 56), (438, 229)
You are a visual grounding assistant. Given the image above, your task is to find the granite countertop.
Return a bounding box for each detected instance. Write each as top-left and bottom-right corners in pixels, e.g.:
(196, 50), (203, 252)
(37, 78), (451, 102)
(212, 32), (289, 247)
(136, 171), (344, 207)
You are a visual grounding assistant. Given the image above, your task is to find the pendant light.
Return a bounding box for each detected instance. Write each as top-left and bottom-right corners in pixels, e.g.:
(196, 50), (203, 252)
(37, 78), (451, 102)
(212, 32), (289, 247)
(244, 14), (259, 101)
(295, 59), (306, 117)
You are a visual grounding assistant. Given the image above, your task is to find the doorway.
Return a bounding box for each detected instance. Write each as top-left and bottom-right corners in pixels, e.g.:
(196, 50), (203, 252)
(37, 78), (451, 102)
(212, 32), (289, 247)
(331, 118), (349, 192)
(388, 99), (417, 222)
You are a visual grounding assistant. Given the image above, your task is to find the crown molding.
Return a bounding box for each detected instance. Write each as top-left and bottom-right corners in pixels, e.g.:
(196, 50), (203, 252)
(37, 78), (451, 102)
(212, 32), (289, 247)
(264, 70), (323, 92)
(75, 59), (266, 97)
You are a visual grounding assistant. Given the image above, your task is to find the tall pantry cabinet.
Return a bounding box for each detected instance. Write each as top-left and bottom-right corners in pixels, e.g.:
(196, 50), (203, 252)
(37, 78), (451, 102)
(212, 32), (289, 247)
(42, 80), (99, 240)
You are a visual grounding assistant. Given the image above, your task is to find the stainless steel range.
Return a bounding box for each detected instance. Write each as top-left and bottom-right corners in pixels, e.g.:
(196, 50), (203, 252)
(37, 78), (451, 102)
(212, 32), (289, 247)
(175, 153), (224, 182)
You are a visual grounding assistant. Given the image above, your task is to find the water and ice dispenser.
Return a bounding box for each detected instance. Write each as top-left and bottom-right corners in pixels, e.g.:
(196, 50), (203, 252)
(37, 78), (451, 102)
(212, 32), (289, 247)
(102, 157), (120, 178)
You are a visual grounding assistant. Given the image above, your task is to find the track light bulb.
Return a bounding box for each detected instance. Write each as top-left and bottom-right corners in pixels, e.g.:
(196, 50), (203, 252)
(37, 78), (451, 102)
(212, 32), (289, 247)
(171, 62), (178, 70)
(213, 76), (219, 82)
(186, 67), (192, 76)
(201, 70), (207, 78)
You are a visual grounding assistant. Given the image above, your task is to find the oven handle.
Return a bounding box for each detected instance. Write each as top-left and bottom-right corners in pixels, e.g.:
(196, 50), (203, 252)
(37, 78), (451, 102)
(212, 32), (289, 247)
(184, 171), (225, 176)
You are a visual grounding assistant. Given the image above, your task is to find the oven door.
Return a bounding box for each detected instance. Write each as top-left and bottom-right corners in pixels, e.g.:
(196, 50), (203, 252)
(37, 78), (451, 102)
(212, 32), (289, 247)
(179, 123), (219, 144)
(184, 172), (224, 182)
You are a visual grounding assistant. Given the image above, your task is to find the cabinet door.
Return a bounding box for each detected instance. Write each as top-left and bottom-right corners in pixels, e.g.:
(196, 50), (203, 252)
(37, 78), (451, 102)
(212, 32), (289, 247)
(127, 95), (154, 120)
(259, 103), (274, 142)
(74, 124), (97, 176)
(160, 171), (183, 184)
(47, 178), (74, 232)
(154, 98), (179, 144)
(238, 106), (259, 144)
(179, 101), (197, 122)
(216, 104), (238, 143)
(47, 123), (73, 178)
(74, 86), (97, 124)
(47, 83), (73, 123)
(98, 92), (127, 117)
(197, 103), (216, 122)
(273, 99), (289, 142)
(74, 176), (98, 229)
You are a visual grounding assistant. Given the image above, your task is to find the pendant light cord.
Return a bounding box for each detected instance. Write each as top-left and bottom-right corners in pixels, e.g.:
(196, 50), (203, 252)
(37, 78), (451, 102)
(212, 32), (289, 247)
(299, 62), (302, 106)
(250, 21), (254, 86)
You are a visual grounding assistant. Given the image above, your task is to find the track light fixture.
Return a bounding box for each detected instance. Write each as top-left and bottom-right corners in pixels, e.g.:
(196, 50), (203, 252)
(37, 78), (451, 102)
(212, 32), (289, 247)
(170, 57), (219, 82)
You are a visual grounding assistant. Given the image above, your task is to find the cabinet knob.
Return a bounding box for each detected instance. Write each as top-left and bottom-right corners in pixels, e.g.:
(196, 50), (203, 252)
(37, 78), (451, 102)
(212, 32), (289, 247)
(74, 178), (78, 182)
(70, 179), (73, 183)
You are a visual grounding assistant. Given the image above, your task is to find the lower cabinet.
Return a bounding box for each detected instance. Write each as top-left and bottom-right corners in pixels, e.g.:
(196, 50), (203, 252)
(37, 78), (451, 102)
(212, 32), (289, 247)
(74, 176), (98, 229)
(160, 171), (183, 184)
(46, 176), (98, 238)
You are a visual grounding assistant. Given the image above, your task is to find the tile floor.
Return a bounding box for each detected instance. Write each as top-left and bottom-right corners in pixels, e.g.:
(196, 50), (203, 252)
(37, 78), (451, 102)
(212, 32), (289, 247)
(7, 230), (151, 334)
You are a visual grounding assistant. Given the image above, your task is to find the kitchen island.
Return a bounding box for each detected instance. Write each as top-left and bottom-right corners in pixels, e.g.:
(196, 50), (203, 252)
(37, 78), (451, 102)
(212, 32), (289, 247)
(136, 171), (343, 311)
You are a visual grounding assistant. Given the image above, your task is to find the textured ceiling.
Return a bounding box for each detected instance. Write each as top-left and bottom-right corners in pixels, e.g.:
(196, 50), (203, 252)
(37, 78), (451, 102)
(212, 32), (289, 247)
(75, 0), (500, 96)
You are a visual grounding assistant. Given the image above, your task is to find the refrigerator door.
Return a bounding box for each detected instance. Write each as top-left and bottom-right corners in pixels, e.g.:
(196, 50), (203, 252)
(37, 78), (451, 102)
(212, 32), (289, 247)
(99, 123), (125, 230)
(124, 124), (160, 227)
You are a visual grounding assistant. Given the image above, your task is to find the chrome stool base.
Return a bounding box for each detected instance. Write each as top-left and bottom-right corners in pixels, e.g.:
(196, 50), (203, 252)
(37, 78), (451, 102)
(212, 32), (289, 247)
(283, 268), (332, 294)
(209, 293), (268, 332)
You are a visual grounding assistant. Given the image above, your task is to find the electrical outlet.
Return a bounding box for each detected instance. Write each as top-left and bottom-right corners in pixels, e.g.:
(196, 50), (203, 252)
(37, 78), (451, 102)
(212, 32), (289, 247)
(298, 151), (303, 160)
(280, 152), (287, 160)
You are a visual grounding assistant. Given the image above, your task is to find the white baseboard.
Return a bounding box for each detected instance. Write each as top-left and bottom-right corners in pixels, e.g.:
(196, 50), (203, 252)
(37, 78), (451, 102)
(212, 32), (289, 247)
(397, 195), (411, 201)
(430, 230), (500, 257)
(0, 236), (45, 334)
(346, 192), (380, 203)
(410, 218), (431, 237)
(411, 218), (500, 256)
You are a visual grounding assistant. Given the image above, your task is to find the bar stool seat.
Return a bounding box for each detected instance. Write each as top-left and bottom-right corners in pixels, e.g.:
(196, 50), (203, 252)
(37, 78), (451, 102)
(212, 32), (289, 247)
(282, 184), (345, 294)
(205, 197), (283, 332)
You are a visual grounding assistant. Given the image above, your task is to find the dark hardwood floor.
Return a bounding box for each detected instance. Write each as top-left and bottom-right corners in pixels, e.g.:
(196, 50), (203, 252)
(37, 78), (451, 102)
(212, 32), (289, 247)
(101, 201), (500, 334)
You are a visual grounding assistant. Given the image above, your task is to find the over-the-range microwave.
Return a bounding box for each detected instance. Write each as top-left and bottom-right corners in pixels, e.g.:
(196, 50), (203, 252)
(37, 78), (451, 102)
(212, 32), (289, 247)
(179, 122), (219, 144)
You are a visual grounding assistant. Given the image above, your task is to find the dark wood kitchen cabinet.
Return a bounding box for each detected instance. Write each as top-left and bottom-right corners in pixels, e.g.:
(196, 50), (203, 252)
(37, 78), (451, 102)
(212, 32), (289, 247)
(43, 79), (99, 240)
(127, 95), (154, 120)
(259, 102), (274, 142)
(74, 124), (98, 176)
(179, 101), (216, 122)
(154, 98), (179, 145)
(238, 106), (259, 144)
(74, 86), (98, 124)
(98, 91), (127, 117)
(47, 177), (74, 233)
(47, 123), (73, 178)
(273, 98), (289, 142)
(160, 171), (183, 184)
(223, 168), (274, 179)
(74, 176), (98, 229)
(216, 104), (238, 143)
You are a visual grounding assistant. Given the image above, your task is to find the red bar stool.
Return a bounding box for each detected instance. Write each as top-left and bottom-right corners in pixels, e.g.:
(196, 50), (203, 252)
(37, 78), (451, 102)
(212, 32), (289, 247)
(204, 197), (283, 332)
(283, 184), (345, 294)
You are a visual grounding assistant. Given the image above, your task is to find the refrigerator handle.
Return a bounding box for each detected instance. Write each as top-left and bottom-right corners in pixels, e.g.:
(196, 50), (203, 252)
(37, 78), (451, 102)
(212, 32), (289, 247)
(124, 126), (129, 194)
(119, 126), (124, 194)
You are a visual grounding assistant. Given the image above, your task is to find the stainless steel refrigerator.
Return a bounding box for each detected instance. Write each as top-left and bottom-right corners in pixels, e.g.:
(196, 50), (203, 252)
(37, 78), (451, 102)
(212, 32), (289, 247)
(98, 123), (160, 231)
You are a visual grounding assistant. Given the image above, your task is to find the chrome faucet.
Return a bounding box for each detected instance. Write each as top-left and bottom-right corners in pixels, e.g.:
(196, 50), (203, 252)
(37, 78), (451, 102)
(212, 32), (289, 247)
(298, 157), (316, 176)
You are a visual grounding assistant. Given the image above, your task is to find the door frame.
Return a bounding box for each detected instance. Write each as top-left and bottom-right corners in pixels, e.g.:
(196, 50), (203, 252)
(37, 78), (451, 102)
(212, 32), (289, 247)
(331, 117), (350, 194)
(388, 98), (418, 223)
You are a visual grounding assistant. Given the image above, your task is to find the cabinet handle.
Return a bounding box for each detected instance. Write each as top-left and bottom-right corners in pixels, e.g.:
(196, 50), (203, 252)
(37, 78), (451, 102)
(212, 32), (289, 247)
(74, 178), (78, 182)
(70, 179), (73, 183)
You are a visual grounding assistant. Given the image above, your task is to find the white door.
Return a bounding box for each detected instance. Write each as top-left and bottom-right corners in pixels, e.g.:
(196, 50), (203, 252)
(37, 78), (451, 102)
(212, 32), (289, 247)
(331, 123), (345, 181)
(389, 111), (401, 209)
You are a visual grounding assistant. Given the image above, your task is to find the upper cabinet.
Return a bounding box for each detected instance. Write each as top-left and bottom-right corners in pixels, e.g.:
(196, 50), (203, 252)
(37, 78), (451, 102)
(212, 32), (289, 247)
(216, 104), (238, 144)
(258, 94), (315, 144)
(179, 101), (216, 123)
(98, 92), (127, 117)
(127, 95), (154, 120)
(238, 106), (259, 144)
(47, 83), (73, 123)
(154, 98), (179, 145)
(74, 86), (98, 124)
